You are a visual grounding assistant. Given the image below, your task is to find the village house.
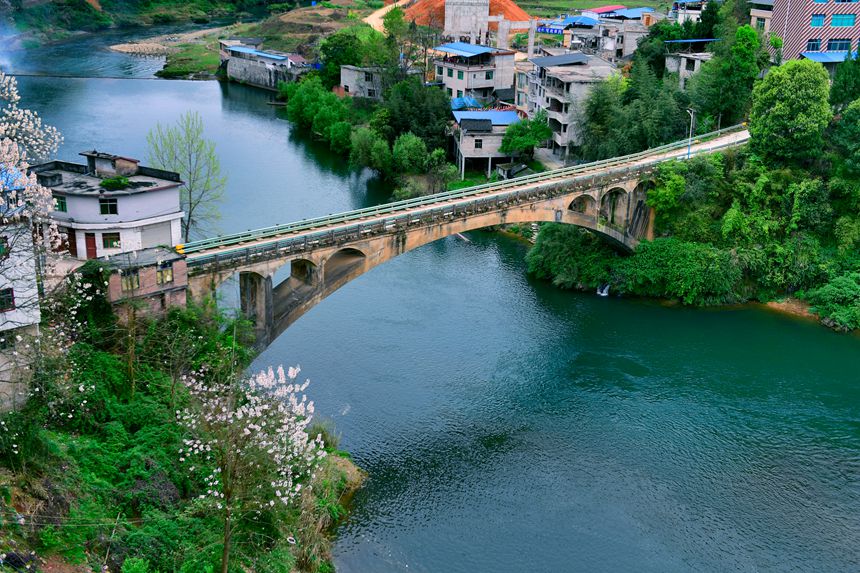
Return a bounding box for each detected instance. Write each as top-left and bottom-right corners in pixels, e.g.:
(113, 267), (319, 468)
(32, 151), (184, 261)
(665, 51), (714, 89)
(764, 0), (860, 65)
(102, 246), (188, 317)
(526, 52), (616, 159)
(434, 42), (516, 100)
(749, 0), (773, 34)
(0, 167), (41, 408)
(340, 65), (385, 100)
(451, 110), (521, 178)
(538, 7), (658, 62)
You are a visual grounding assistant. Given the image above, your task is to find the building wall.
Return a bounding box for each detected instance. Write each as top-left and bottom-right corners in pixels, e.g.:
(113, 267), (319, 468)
(226, 57), (300, 91)
(54, 186), (180, 225)
(751, 8), (773, 34)
(107, 259), (188, 314)
(340, 67), (383, 99)
(456, 127), (508, 158)
(444, 0), (490, 38)
(0, 220), (41, 333)
(773, 0), (860, 60)
(434, 53), (515, 98)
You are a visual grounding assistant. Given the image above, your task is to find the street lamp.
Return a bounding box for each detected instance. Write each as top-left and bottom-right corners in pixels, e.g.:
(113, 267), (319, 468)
(686, 108), (696, 159)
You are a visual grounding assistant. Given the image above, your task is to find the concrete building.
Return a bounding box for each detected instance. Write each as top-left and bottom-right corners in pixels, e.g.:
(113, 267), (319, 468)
(451, 110), (521, 178)
(218, 37), (264, 62)
(527, 52), (616, 158)
(444, 0), (491, 43)
(767, 0), (860, 62)
(670, 1), (707, 24)
(103, 246), (188, 317)
(340, 65), (385, 100)
(223, 44), (309, 91)
(32, 152), (184, 261)
(0, 168), (41, 409)
(434, 42), (516, 100)
(750, 0), (774, 34)
(514, 60), (533, 112)
(539, 9), (657, 62)
(665, 51), (713, 89)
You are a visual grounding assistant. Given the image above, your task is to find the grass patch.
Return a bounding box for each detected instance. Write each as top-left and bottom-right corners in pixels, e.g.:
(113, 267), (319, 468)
(156, 42), (222, 78)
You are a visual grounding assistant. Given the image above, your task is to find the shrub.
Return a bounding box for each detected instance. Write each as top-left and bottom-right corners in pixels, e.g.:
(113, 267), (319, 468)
(100, 176), (130, 190)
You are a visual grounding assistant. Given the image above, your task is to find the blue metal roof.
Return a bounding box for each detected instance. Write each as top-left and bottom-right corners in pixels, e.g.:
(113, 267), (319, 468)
(801, 50), (857, 63)
(227, 45), (288, 61)
(434, 42), (502, 57)
(451, 96), (482, 110)
(612, 7), (654, 18)
(453, 110), (521, 126)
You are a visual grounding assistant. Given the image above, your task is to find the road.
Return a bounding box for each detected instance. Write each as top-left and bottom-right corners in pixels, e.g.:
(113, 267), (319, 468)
(363, 0), (412, 32)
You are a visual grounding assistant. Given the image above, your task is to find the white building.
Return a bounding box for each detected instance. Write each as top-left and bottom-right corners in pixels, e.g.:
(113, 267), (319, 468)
(452, 110), (521, 178)
(0, 168), (41, 408)
(434, 42), (516, 100)
(32, 151), (184, 261)
(527, 52), (616, 158)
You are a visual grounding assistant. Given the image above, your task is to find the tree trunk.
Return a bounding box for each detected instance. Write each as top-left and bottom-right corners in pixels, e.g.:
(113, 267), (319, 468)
(220, 507), (231, 573)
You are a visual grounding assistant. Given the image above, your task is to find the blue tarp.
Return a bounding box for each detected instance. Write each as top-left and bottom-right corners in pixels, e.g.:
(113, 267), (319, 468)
(452, 110), (520, 126)
(434, 42), (501, 57)
(801, 50), (857, 63)
(0, 164), (27, 218)
(451, 97), (482, 110)
(227, 45), (288, 61)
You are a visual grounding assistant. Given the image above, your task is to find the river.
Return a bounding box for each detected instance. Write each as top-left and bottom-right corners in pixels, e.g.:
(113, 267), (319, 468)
(7, 36), (860, 572)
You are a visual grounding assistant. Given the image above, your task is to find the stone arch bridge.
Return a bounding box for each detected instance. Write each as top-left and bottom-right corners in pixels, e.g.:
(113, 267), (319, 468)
(182, 127), (749, 348)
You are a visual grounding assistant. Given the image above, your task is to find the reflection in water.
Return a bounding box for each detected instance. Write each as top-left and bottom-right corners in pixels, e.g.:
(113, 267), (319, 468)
(15, 35), (860, 573)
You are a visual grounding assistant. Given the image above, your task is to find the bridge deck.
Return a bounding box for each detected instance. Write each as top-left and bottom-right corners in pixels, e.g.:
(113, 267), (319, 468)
(184, 127), (749, 266)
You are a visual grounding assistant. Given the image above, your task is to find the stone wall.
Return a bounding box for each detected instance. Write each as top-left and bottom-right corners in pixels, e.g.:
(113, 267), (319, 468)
(226, 57), (302, 91)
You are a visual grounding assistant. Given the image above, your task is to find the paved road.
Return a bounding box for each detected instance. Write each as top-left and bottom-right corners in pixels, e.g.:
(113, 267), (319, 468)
(363, 0), (412, 32)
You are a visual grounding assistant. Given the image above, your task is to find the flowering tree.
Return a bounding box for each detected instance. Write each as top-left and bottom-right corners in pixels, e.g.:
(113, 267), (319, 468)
(0, 71), (62, 161)
(177, 364), (326, 572)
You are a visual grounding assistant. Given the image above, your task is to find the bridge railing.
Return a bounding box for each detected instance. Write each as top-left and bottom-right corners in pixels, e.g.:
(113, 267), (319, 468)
(182, 124), (748, 264)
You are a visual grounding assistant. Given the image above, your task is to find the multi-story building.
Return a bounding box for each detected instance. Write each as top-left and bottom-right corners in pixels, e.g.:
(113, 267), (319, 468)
(103, 246), (188, 317)
(32, 151), (184, 261)
(750, 0), (774, 34)
(340, 65), (385, 100)
(770, 0), (860, 62)
(434, 42), (516, 100)
(0, 167), (41, 409)
(451, 110), (521, 178)
(539, 9), (658, 62)
(527, 52), (616, 159)
(514, 60), (534, 112)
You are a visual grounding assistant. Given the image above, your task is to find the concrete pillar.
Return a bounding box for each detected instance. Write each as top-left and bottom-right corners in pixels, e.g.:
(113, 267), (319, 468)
(527, 20), (536, 58)
(497, 20), (511, 49)
(487, 157), (492, 178)
(239, 271), (273, 349)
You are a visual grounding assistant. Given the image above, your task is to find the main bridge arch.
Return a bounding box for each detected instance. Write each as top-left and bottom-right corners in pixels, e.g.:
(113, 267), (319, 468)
(191, 179), (650, 349)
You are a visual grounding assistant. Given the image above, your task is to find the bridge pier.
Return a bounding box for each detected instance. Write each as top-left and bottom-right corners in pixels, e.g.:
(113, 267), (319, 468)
(239, 271), (273, 350)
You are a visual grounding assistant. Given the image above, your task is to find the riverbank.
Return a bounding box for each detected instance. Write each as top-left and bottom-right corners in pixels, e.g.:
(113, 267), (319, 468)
(0, 264), (364, 572)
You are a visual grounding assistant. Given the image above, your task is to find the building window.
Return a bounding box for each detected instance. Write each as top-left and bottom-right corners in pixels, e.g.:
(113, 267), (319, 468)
(456, 90), (463, 98)
(457, 70), (464, 80)
(475, 139), (483, 149)
(364, 71), (373, 82)
(756, 17), (766, 30)
(831, 14), (856, 26)
(835, 0), (858, 3)
(437, 66), (443, 76)
(811, 14), (825, 26)
(344, 85), (349, 93)
(447, 87), (452, 96)
(486, 70), (494, 80)
(447, 68), (453, 77)
(807, 38), (822, 50)
(685, 58), (696, 71)
(99, 197), (118, 215)
(0, 288), (14, 312)
(367, 89), (376, 98)
(121, 270), (140, 292)
(102, 232), (121, 249)
(828, 38), (853, 50)
(0, 236), (7, 260)
(54, 194), (67, 213)
(814, 0), (828, 3)
(156, 262), (174, 285)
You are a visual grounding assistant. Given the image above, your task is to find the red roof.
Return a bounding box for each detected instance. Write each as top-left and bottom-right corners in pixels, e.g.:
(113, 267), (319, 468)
(591, 4), (627, 13)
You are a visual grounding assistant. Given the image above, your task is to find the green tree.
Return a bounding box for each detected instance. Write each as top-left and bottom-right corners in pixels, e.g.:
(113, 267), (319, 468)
(499, 110), (552, 158)
(319, 31), (363, 89)
(832, 98), (860, 177)
(749, 59), (832, 164)
(831, 52), (860, 112)
(579, 76), (627, 160)
(147, 111), (226, 242)
(392, 132), (428, 173)
(690, 25), (762, 128)
(383, 76), (452, 149)
(426, 148), (457, 193)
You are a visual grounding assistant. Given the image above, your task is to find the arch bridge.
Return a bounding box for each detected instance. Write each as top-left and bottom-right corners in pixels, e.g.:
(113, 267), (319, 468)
(182, 127), (749, 348)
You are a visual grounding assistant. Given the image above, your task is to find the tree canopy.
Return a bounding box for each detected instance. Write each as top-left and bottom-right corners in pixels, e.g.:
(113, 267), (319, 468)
(500, 110), (552, 157)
